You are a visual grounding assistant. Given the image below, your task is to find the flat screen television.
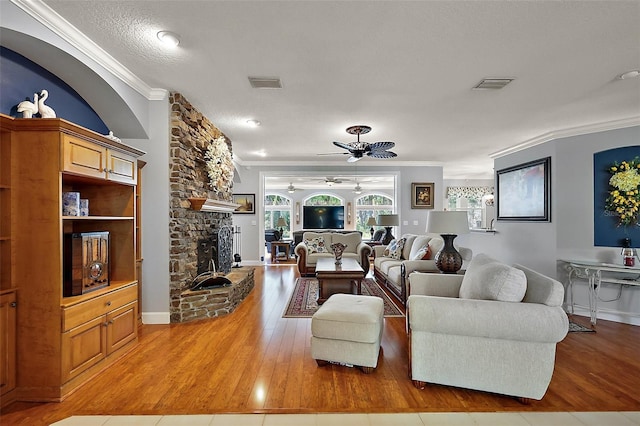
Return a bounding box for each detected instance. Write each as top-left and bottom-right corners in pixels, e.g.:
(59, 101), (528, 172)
(303, 206), (344, 230)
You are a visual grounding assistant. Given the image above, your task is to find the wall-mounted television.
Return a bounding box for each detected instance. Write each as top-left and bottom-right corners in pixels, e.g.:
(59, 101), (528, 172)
(303, 206), (344, 230)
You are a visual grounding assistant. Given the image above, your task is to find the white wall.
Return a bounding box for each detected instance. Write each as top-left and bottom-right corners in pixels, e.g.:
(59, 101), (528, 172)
(467, 126), (640, 325)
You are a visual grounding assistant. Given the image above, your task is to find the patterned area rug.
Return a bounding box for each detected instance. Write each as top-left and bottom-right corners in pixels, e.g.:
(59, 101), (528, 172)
(283, 277), (405, 318)
(568, 321), (595, 333)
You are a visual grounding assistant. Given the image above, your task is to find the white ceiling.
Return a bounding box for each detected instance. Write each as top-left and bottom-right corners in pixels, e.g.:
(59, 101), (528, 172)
(38, 0), (640, 178)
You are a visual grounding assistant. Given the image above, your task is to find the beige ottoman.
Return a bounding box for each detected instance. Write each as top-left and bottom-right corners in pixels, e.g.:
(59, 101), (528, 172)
(311, 293), (384, 373)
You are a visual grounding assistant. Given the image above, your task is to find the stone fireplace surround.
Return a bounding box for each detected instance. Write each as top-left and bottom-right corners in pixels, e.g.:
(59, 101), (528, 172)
(169, 92), (254, 322)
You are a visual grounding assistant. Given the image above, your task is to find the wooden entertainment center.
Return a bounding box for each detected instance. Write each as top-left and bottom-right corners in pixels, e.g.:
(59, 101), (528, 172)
(0, 115), (144, 404)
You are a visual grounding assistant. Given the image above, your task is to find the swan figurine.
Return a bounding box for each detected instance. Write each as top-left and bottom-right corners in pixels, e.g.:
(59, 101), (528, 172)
(17, 93), (39, 118)
(38, 90), (56, 118)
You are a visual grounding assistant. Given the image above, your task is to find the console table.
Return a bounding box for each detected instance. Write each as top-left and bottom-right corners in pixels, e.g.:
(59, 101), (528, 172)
(561, 259), (640, 326)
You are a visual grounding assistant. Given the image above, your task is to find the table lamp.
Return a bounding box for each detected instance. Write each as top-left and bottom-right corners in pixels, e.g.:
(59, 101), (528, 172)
(425, 211), (469, 274)
(366, 216), (377, 240)
(276, 217), (288, 239)
(377, 214), (399, 245)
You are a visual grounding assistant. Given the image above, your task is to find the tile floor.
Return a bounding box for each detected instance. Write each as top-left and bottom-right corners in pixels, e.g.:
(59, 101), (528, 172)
(51, 411), (640, 426)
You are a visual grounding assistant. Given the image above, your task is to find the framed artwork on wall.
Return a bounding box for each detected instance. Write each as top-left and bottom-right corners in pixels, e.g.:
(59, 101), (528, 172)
(496, 157), (550, 222)
(232, 193), (255, 214)
(411, 182), (435, 209)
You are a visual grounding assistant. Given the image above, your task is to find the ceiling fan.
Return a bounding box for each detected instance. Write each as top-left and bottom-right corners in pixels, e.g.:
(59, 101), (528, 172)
(287, 182), (303, 193)
(323, 176), (349, 186)
(328, 125), (397, 163)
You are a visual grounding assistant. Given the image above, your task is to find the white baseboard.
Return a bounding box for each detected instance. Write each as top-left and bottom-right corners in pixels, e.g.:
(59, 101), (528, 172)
(237, 260), (264, 266)
(568, 305), (640, 326)
(142, 312), (170, 324)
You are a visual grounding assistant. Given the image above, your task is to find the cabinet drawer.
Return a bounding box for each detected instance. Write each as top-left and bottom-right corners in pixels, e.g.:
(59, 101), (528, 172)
(62, 284), (137, 331)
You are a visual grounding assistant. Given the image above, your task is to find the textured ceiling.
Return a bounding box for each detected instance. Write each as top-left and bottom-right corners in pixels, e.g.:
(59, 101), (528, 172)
(40, 0), (640, 178)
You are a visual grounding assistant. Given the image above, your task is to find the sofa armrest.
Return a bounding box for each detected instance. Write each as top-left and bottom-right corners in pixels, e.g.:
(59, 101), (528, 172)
(356, 242), (372, 275)
(401, 260), (439, 276)
(373, 245), (387, 257)
(294, 242), (308, 256)
(407, 295), (569, 343)
(407, 271), (463, 297)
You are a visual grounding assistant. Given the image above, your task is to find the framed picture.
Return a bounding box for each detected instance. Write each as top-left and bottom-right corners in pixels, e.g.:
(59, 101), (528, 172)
(411, 182), (435, 209)
(232, 193), (255, 214)
(496, 157), (550, 222)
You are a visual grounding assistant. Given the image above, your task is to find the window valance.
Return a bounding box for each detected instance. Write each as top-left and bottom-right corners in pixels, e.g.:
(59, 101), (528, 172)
(446, 186), (494, 199)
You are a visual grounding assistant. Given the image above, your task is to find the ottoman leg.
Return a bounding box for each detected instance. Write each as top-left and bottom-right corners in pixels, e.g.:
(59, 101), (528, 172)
(315, 359), (330, 367)
(360, 366), (374, 374)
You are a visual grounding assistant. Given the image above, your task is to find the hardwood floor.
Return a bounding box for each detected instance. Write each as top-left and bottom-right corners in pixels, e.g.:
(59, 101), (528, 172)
(2, 265), (639, 425)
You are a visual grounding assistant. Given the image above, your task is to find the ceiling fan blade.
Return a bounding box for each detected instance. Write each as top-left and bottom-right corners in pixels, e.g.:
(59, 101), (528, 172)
(347, 156), (362, 163)
(368, 141), (395, 151)
(333, 141), (354, 151)
(317, 152), (349, 156)
(368, 150), (397, 159)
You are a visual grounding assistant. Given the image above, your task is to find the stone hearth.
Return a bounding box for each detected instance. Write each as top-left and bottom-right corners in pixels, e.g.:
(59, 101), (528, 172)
(177, 267), (255, 322)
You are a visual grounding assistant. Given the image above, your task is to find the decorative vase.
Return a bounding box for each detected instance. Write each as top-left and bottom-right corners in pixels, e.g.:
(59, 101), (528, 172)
(330, 242), (347, 265)
(434, 234), (463, 274)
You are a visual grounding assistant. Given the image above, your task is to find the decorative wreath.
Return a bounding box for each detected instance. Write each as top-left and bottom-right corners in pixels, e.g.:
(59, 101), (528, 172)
(205, 136), (234, 193)
(604, 157), (640, 227)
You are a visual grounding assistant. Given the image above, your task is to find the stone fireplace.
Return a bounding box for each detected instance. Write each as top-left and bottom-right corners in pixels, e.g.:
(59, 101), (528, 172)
(169, 93), (254, 323)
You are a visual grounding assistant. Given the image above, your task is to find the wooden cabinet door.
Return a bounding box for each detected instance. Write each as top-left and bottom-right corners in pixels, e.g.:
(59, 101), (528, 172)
(106, 150), (137, 184)
(0, 291), (16, 396)
(62, 135), (107, 179)
(61, 316), (107, 382)
(106, 302), (137, 355)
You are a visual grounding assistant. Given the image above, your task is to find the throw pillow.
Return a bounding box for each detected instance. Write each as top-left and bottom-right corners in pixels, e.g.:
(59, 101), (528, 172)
(384, 239), (397, 257)
(459, 253), (527, 302)
(389, 238), (406, 260)
(304, 237), (328, 254)
(411, 244), (432, 260)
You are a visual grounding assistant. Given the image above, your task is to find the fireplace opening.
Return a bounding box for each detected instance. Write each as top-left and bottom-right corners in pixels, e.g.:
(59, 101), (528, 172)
(190, 225), (234, 290)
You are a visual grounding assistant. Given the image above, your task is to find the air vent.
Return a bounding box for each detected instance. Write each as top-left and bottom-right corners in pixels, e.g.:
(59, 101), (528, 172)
(472, 78), (514, 90)
(248, 77), (282, 89)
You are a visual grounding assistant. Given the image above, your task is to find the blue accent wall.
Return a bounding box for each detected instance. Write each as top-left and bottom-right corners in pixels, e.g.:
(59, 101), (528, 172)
(594, 145), (640, 247)
(0, 46), (108, 134)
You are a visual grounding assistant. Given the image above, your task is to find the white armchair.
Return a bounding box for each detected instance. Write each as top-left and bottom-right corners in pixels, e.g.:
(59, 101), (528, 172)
(407, 254), (569, 401)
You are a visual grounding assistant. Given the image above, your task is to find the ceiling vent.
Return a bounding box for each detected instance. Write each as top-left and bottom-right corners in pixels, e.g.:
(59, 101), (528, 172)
(248, 77), (282, 89)
(472, 78), (514, 90)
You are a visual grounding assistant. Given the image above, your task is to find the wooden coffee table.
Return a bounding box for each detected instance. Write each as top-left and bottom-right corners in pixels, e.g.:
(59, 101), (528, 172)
(315, 257), (364, 304)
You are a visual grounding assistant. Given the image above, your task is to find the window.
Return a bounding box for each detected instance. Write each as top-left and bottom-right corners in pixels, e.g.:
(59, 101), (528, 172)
(446, 186), (494, 229)
(355, 194), (394, 237)
(304, 194), (342, 206)
(264, 194), (292, 238)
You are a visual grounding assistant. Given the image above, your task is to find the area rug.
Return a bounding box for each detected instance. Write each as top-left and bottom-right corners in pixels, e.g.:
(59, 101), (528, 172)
(283, 277), (404, 318)
(568, 321), (595, 333)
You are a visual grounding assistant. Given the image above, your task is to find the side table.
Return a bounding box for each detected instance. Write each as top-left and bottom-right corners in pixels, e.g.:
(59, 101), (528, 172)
(270, 240), (292, 263)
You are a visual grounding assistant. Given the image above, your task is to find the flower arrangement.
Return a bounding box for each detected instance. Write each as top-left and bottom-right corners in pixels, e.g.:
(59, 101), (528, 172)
(205, 136), (234, 193)
(604, 157), (640, 227)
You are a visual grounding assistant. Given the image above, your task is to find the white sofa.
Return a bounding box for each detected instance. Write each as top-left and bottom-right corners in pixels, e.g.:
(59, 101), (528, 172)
(295, 231), (372, 276)
(407, 254), (569, 401)
(373, 234), (472, 305)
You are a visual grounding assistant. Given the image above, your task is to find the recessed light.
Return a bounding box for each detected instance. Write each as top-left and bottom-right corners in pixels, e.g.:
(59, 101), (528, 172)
(246, 119), (261, 127)
(618, 70), (640, 80)
(157, 31), (180, 47)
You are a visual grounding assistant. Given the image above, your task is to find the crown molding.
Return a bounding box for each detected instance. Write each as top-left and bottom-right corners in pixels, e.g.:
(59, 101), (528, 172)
(490, 116), (640, 159)
(11, 0), (166, 101)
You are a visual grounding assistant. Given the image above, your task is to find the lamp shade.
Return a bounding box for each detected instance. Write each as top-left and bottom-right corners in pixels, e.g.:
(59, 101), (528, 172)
(276, 217), (288, 227)
(425, 211), (469, 235)
(377, 214), (399, 226)
(366, 216), (378, 226)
